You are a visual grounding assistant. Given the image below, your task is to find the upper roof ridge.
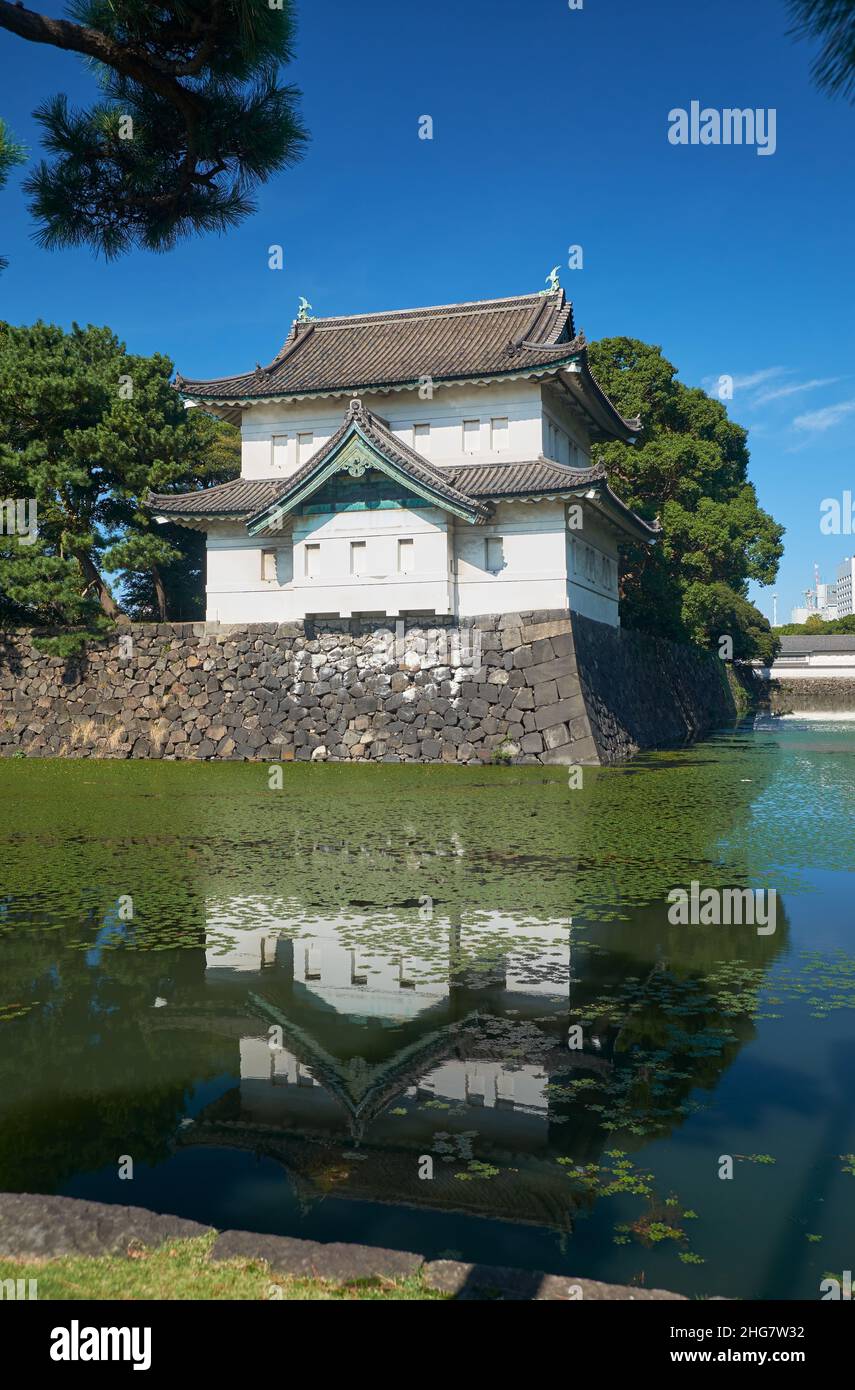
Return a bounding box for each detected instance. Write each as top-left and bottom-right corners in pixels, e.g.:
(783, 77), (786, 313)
(299, 290), (560, 329)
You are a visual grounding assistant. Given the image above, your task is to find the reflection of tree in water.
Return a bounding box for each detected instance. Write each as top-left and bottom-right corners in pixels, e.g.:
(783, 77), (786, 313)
(0, 888), (215, 1192)
(549, 897), (788, 1145)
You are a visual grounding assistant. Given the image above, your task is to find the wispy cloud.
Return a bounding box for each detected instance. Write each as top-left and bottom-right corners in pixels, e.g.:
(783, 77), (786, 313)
(702, 367), (787, 397)
(754, 376), (842, 406)
(730, 368), (788, 391)
(793, 399), (855, 433)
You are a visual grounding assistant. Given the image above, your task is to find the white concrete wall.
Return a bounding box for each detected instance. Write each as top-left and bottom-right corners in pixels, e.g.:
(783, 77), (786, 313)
(567, 510), (620, 626)
(206, 504), (454, 623)
(239, 379), (545, 479)
(760, 653), (855, 679)
(454, 501), (570, 617)
(205, 496), (622, 625)
(540, 384), (593, 464)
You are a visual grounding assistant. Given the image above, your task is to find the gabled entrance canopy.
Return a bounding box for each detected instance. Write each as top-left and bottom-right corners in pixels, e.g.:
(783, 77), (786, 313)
(247, 398), (491, 536)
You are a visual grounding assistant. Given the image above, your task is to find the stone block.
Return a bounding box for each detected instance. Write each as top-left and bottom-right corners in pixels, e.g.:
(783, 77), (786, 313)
(524, 655), (578, 688)
(532, 680), (558, 708)
(543, 722), (572, 750)
(520, 619), (573, 644)
(533, 699), (582, 733)
(519, 732), (544, 754)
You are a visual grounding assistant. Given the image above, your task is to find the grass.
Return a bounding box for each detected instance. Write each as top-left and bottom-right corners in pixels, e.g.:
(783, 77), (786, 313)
(0, 1234), (449, 1301)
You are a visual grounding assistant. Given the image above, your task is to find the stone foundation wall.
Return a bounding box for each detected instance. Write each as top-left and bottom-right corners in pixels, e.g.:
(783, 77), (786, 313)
(757, 677), (855, 714)
(0, 611), (735, 766)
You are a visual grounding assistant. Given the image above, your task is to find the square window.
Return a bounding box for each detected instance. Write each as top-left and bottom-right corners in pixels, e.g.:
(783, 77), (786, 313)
(485, 537), (504, 573)
(413, 423), (430, 454)
(490, 417), (509, 451)
(261, 549), (278, 583)
(350, 540), (367, 576)
(463, 419), (480, 454)
(297, 431), (314, 464)
(304, 543), (320, 578)
(272, 435), (288, 471)
(397, 538), (414, 573)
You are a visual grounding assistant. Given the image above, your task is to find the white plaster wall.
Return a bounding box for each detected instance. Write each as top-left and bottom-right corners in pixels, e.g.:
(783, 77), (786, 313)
(206, 506), (453, 621)
(540, 383), (593, 463)
(566, 510), (620, 626)
(239, 379), (545, 479)
(292, 505), (451, 617)
(206, 530), (298, 623)
(455, 501), (569, 618)
(205, 497), (622, 625)
(760, 658), (855, 679)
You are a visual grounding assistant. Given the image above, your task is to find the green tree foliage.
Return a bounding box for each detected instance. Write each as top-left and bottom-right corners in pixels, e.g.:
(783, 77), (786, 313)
(0, 321), (239, 645)
(777, 614), (855, 635)
(0, 0), (307, 259)
(0, 118), (25, 271)
(682, 582), (779, 665)
(588, 337), (784, 660)
(787, 0), (855, 101)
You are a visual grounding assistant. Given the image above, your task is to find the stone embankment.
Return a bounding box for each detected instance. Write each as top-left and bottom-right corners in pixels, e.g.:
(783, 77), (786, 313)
(0, 610), (735, 765)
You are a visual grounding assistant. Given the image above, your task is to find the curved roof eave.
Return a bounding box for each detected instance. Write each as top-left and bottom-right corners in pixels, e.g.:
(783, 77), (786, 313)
(178, 357), (585, 409)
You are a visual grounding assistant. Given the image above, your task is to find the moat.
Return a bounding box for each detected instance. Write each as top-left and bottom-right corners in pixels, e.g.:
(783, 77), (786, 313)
(1, 715), (853, 1298)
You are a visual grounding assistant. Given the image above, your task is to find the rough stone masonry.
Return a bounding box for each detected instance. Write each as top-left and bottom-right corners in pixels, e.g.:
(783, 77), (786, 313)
(0, 610), (735, 766)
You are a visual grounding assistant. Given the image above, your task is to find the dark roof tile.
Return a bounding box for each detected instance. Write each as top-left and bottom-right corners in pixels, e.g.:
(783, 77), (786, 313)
(448, 458), (606, 498)
(177, 292), (583, 400)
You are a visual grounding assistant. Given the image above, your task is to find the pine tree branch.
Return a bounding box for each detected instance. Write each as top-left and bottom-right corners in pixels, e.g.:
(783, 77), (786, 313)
(0, 2), (204, 125)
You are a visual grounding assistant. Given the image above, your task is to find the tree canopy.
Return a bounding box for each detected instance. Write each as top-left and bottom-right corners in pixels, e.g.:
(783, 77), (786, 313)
(588, 337), (784, 663)
(776, 614), (855, 635)
(0, 320), (239, 649)
(0, 118), (25, 271)
(0, 0), (307, 261)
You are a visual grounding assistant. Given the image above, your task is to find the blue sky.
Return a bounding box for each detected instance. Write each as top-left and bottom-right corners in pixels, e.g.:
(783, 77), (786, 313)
(1, 0), (853, 621)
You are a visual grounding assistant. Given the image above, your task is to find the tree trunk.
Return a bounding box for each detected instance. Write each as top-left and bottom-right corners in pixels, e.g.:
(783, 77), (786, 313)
(76, 551), (121, 618)
(151, 564), (169, 622)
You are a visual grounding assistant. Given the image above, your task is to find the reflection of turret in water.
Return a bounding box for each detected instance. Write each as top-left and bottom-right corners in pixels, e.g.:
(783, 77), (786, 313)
(169, 868), (781, 1228)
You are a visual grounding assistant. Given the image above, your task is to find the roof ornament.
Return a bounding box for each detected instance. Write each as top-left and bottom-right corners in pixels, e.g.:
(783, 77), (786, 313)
(349, 397), (364, 416)
(296, 296), (315, 323)
(541, 266), (561, 295)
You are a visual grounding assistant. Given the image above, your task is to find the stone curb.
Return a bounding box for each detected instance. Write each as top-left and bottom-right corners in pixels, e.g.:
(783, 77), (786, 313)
(0, 1193), (686, 1300)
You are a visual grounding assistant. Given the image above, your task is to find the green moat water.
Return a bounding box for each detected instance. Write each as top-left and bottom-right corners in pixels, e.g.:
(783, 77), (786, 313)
(1, 716), (853, 1298)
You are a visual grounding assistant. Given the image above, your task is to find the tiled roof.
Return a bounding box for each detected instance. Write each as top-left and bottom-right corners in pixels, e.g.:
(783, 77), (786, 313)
(147, 476), (284, 517)
(176, 292), (580, 401)
(448, 458), (607, 498)
(778, 635), (855, 654)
